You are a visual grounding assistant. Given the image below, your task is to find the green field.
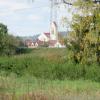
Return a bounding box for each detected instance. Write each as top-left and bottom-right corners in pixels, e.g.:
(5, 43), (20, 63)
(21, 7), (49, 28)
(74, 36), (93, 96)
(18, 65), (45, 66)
(0, 48), (100, 100)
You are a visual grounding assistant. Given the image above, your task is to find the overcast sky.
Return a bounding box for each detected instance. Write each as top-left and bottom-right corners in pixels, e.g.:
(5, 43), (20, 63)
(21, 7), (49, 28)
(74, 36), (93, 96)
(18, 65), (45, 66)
(0, 0), (72, 36)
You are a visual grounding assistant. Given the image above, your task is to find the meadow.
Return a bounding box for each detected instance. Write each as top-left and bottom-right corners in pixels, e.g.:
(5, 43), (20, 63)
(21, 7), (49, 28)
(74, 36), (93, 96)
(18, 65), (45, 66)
(0, 48), (100, 100)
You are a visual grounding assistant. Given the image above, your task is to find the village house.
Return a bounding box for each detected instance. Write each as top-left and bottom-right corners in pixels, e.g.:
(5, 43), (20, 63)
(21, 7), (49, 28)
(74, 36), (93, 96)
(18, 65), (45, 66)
(25, 22), (67, 48)
(25, 39), (38, 48)
(38, 32), (50, 42)
(36, 32), (66, 48)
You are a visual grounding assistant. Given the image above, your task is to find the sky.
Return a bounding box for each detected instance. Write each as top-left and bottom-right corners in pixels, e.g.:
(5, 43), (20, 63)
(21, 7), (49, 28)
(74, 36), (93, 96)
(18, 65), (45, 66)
(0, 0), (72, 36)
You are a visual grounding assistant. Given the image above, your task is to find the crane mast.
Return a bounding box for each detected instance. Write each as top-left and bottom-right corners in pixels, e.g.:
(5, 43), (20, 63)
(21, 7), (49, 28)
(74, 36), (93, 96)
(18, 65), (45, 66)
(50, 0), (72, 41)
(50, 0), (63, 41)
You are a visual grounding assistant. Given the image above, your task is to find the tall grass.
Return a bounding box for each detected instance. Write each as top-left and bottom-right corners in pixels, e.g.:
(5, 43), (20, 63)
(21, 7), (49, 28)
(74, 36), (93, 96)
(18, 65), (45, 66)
(0, 75), (100, 100)
(0, 48), (100, 81)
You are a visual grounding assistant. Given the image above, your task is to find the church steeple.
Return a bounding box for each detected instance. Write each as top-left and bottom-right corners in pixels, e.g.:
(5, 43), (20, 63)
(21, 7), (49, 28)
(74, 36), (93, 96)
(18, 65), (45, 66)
(50, 21), (58, 40)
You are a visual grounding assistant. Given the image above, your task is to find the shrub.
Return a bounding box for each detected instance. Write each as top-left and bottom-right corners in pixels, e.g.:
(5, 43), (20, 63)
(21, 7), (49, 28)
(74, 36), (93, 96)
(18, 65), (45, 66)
(16, 47), (33, 54)
(0, 48), (100, 82)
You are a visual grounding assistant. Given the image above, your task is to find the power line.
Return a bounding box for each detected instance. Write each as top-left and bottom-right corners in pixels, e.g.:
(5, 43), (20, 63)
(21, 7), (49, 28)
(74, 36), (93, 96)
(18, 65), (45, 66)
(0, 5), (50, 13)
(13, 5), (50, 12)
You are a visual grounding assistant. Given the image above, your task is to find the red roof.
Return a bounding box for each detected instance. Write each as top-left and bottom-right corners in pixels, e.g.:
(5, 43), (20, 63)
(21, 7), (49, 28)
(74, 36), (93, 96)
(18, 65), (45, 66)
(25, 39), (33, 46)
(36, 39), (44, 45)
(49, 40), (57, 46)
(44, 32), (50, 38)
(25, 39), (33, 42)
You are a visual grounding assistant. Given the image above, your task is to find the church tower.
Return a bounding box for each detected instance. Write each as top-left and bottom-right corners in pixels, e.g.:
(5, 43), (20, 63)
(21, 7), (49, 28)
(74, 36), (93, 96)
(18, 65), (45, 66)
(50, 21), (58, 40)
(50, 0), (63, 41)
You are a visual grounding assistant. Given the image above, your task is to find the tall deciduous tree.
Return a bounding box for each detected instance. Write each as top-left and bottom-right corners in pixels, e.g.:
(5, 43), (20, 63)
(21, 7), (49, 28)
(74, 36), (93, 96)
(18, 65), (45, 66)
(67, 0), (100, 64)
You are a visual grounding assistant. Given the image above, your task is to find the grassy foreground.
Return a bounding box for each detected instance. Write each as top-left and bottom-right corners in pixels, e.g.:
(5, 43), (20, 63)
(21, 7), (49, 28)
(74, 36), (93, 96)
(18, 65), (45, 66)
(0, 76), (100, 100)
(0, 48), (100, 100)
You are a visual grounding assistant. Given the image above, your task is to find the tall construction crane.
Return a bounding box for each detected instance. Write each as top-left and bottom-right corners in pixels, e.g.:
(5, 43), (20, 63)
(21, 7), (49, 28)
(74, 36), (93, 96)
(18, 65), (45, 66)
(49, 0), (100, 40)
(50, 0), (73, 41)
(50, 0), (73, 23)
(50, 0), (100, 27)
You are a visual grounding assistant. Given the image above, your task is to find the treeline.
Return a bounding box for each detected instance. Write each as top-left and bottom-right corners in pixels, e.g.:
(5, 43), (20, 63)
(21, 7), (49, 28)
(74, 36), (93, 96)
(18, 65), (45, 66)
(0, 23), (25, 56)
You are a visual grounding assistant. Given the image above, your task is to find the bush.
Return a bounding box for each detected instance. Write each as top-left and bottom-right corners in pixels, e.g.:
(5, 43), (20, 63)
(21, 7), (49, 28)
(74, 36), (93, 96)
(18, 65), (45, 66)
(85, 64), (100, 82)
(0, 49), (100, 82)
(16, 47), (33, 54)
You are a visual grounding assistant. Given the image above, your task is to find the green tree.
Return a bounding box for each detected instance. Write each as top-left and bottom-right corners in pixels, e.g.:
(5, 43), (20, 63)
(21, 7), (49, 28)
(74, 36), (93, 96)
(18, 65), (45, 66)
(0, 23), (20, 55)
(67, 0), (100, 64)
(6, 35), (21, 55)
(0, 23), (8, 55)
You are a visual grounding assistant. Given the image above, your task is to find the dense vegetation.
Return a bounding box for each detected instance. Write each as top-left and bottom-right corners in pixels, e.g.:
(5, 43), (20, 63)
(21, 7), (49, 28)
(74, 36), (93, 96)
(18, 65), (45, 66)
(0, 23), (21, 56)
(0, 48), (100, 82)
(0, 48), (100, 100)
